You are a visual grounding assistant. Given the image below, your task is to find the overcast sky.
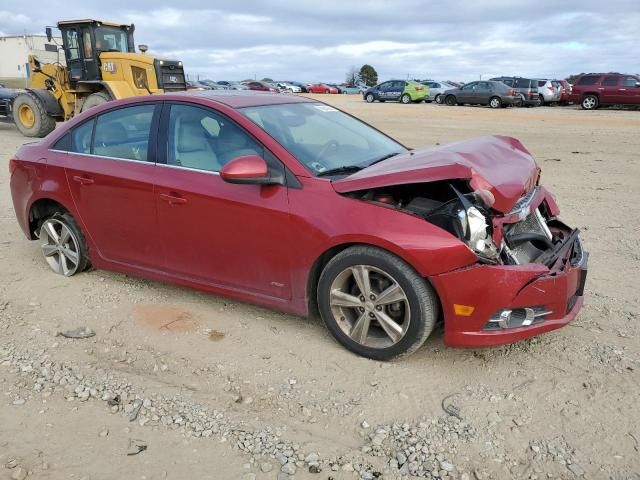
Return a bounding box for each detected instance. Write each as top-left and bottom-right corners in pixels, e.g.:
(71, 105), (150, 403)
(1, 0), (638, 83)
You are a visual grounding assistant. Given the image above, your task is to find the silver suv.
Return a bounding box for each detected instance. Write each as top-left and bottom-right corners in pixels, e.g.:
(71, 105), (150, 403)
(536, 79), (562, 105)
(422, 80), (458, 103)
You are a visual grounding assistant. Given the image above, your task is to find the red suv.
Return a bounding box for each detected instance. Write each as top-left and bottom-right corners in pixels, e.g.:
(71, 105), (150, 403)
(571, 73), (640, 110)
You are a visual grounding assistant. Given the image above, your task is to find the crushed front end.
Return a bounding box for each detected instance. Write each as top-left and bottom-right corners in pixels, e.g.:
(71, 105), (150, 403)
(428, 184), (589, 347)
(346, 180), (588, 347)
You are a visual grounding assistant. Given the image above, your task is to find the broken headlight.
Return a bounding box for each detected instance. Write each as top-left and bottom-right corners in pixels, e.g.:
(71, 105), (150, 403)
(456, 190), (499, 260)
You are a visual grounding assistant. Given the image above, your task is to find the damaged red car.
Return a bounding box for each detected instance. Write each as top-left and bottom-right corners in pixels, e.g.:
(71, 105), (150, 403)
(9, 91), (588, 360)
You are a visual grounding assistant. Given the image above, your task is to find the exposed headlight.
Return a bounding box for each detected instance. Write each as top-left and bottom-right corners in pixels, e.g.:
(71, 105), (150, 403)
(459, 205), (498, 259)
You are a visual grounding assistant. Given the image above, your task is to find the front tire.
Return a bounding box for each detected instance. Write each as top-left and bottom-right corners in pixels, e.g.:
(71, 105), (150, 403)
(12, 92), (56, 138)
(434, 94), (443, 104)
(38, 213), (89, 276)
(365, 93), (375, 103)
(400, 93), (411, 104)
(81, 91), (112, 112)
(581, 94), (598, 110)
(489, 96), (502, 108)
(317, 246), (437, 360)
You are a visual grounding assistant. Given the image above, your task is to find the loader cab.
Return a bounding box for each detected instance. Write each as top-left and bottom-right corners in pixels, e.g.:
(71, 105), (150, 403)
(57, 20), (135, 84)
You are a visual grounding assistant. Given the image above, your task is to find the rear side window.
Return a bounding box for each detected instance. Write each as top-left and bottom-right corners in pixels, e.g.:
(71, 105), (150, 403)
(72, 120), (94, 154)
(537, 80), (546, 87)
(577, 76), (600, 86)
(602, 76), (619, 86)
(92, 105), (155, 161)
(515, 78), (531, 88)
(622, 76), (638, 87)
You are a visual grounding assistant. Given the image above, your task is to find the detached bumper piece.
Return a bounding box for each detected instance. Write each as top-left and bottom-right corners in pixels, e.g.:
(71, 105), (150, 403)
(431, 231), (588, 348)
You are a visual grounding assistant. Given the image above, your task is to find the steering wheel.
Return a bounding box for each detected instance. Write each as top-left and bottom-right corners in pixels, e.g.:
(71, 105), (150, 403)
(317, 140), (340, 160)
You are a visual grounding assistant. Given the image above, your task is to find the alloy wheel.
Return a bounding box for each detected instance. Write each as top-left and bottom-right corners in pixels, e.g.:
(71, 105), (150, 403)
(582, 96), (597, 109)
(39, 218), (81, 276)
(329, 265), (410, 348)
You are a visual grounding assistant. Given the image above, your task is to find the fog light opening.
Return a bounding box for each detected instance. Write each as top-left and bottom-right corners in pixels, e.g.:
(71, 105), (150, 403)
(485, 307), (552, 330)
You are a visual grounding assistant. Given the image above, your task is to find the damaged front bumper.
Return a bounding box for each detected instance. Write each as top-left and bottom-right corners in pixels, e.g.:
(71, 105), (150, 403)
(430, 186), (589, 348)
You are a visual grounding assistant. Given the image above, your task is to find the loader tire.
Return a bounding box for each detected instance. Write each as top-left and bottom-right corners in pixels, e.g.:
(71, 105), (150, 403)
(81, 91), (112, 112)
(13, 92), (56, 138)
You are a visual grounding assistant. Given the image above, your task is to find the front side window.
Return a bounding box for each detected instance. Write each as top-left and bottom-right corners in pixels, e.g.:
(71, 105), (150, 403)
(64, 29), (80, 60)
(602, 76), (619, 86)
(622, 76), (638, 87)
(92, 104), (155, 161)
(241, 102), (406, 176)
(167, 104), (262, 173)
(462, 82), (477, 90)
(95, 26), (129, 52)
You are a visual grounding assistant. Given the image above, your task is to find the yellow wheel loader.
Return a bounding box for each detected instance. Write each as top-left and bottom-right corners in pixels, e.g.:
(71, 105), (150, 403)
(12, 19), (186, 137)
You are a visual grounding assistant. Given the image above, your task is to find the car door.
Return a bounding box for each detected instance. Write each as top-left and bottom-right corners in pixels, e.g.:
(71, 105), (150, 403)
(600, 75), (619, 104)
(476, 82), (492, 104)
(388, 81), (405, 101)
(456, 82), (473, 103)
(62, 103), (160, 268)
(617, 76), (640, 105)
(154, 102), (292, 299)
(375, 81), (391, 99)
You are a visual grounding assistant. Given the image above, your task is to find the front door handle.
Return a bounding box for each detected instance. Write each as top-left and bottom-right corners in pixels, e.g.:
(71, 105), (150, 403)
(72, 175), (94, 185)
(159, 193), (187, 205)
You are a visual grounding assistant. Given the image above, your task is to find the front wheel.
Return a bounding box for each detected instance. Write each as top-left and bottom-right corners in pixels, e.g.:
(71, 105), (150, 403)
(445, 95), (457, 106)
(365, 93), (375, 103)
(317, 246), (437, 360)
(434, 94), (443, 104)
(400, 93), (411, 104)
(581, 95), (598, 110)
(81, 91), (112, 112)
(12, 92), (56, 138)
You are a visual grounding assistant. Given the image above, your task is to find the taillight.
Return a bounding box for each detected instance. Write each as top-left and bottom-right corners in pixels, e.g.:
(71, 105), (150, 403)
(416, 85), (423, 90)
(9, 159), (17, 175)
(509, 88), (516, 96)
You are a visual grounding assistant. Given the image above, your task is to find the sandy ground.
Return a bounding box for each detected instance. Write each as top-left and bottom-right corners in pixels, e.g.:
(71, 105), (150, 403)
(1, 96), (639, 480)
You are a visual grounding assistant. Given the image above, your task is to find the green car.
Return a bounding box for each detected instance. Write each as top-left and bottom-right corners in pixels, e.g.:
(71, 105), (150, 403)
(363, 80), (429, 104)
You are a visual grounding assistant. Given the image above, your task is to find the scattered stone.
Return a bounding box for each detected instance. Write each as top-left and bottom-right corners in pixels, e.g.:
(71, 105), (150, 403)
(309, 464), (322, 473)
(12, 398), (25, 405)
(57, 327), (96, 339)
(11, 467), (27, 480)
(126, 438), (148, 456)
(281, 463), (296, 475)
(260, 462), (273, 473)
(305, 452), (319, 464)
(99, 428), (109, 437)
(241, 474), (256, 480)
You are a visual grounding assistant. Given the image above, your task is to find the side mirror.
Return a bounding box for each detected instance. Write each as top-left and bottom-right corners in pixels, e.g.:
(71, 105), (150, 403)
(636, 82), (640, 88)
(45, 27), (52, 43)
(220, 155), (282, 185)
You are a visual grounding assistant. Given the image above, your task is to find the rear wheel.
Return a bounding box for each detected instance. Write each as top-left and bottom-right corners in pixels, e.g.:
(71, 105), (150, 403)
(317, 246), (437, 360)
(38, 213), (89, 277)
(538, 94), (545, 106)
(81, 91), (112, 112)
(581, 95), (598, 110)
(489, 96), (502, 108)
(365, 93), (375, 103)
(445, 95), (457, 106)
(12, 92), (56, 138)
(400, 93), (411, 104)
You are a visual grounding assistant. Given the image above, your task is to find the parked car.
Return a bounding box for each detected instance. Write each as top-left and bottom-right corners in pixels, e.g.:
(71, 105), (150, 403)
(186, 81), (212, 91)
(535, 79), (560, 105)
(442, 81), (519, 108)
(570, 73), (640, 110)
(9, 92), (588, 359)
(287, 81), (308, 93)
(277, 82), (302, 93)
(421, 81), (457, 104)
(490, 77), (539, 107)
(556, 79), (572, 104)
(307, 83), (339, 94)
(199, 80), (227, 90)
(341, 85), (365, 94)
(245, 81), (279, 92)
(363, 80), (428, 104)
(0, 86), (16, 121)
(227, 82), (249, 90)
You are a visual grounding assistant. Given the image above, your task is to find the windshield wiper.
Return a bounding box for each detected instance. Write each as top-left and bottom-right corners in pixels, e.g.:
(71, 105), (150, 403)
(367, 151), (403, 167)
(316, 165), (365, 177)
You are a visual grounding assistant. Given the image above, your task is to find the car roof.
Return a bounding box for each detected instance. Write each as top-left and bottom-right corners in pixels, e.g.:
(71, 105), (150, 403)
(163, 90), (317, 108)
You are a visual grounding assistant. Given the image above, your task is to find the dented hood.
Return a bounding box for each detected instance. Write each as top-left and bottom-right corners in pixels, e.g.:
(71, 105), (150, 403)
(332, 136), (540, 213)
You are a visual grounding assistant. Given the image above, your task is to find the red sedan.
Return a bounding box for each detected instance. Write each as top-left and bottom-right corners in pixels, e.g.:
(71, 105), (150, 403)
(9, 91), (588, 360)
(307, 83), (338, 94)
(245, 81), (279, 92)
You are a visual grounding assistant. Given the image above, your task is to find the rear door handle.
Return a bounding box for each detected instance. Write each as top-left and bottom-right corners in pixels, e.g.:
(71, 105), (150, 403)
(72, 175), (94, 185)
(159, 193), (187, 205)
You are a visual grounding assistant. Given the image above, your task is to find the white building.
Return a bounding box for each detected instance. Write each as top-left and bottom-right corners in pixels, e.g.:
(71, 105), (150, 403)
(0, 35), (63, 87)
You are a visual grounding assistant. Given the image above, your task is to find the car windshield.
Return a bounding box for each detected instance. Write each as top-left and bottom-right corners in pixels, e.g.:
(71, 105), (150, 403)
(240, 103), (406, 176)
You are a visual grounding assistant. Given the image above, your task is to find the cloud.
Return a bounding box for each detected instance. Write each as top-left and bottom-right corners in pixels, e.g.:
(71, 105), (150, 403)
(0, 0), (638, 82)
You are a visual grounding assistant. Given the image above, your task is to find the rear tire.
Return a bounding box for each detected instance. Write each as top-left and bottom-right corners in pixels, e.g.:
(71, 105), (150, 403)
(400, 94), (411, 104)
(445, 95), (456, 106)
(317, 246), (437, 360)
(81, 91), (112, 112)
(489, 96), (502, 108)
(581, 94), (598, 110)
(12, 92), (56, 138)
(538, 94), (545, 106)
(38, 213), (89, 277)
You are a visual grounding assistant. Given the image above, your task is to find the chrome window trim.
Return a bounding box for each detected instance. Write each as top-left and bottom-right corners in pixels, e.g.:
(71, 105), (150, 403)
(48, 149), (221, 175)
